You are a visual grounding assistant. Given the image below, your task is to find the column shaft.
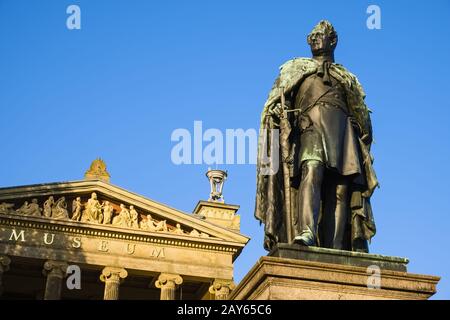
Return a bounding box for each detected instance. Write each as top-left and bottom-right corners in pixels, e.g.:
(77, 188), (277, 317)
(160, 284), (176, 300)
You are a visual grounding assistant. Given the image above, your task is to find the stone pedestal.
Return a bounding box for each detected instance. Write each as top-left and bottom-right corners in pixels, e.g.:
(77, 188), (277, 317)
(230, 245), (440, 300)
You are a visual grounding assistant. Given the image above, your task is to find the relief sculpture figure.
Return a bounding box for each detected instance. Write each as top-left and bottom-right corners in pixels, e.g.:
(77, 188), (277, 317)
(52, 197), (69, 220)
(112, 204), (131, 228)
(82, 192), (103, 224)
(102, 201), (114, 225)
(72, 197), (82, 221)
(43, 196), (54, 218)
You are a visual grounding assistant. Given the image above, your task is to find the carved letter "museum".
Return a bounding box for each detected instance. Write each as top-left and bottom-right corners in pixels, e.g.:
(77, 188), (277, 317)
(43, 233), (55, 245)
(9, 229), (25, 242)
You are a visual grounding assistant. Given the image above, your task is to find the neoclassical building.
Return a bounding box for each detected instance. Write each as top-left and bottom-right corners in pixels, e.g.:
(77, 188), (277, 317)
(0, 160), (249, 300)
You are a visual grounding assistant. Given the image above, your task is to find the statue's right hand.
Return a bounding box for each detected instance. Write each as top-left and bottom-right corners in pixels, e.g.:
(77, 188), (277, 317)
(268, 103), (283, 117)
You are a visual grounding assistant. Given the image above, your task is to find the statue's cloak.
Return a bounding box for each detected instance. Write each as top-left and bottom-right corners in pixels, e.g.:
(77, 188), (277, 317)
(255, 58), (378, 252)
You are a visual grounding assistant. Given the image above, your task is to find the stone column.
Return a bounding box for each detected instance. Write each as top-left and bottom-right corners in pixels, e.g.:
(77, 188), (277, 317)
(209, 279), (236, 300)
(155, 273), (183, 300)
(0, 255), (11, 297)
(42, 260), (68, 300)
(100, 267), (128, 300)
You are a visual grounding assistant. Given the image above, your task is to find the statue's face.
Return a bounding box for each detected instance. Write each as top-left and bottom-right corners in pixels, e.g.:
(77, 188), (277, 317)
(308, 31), (334, 55)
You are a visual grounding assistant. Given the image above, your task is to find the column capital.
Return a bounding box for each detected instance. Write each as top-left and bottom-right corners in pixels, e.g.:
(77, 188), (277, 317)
(209, 279), (236, 300)
(0, 255), (11, 273)
(42, 260), (68, 278)
(155, 273), (183, 290)
(100, 267), (128, 283)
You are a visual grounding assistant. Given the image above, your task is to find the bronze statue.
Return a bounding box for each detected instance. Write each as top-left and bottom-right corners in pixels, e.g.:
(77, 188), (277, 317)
(255, 20), (378, 253)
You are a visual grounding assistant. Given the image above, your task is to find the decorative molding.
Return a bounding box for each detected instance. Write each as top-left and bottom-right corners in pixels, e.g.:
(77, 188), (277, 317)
(0, 215), (239, 255)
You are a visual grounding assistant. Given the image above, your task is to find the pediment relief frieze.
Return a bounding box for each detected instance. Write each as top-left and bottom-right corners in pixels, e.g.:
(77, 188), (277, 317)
(0, 192), (212, 239)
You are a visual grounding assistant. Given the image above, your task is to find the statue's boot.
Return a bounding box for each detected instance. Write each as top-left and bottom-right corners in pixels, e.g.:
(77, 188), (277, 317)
(263, 235), (276, 251)
(293, 230), (315, 246)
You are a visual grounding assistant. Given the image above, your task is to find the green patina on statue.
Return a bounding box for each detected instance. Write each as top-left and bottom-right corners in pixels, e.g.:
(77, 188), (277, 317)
(255, 20), (378, 253)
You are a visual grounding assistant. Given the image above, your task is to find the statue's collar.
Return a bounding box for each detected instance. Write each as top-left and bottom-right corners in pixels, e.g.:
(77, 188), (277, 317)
(315, 60), (333, 85)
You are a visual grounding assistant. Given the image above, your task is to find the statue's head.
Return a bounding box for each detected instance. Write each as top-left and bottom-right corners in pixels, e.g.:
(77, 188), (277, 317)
(307, 20), (338, 56)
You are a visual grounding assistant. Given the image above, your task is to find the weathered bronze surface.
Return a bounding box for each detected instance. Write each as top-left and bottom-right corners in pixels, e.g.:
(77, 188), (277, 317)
(255, 20), (378, 252)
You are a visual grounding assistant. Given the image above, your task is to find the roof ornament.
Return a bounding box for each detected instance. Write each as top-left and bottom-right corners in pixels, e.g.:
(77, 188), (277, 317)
(206, 168), (227, 203)
(84, 158), (111, 183)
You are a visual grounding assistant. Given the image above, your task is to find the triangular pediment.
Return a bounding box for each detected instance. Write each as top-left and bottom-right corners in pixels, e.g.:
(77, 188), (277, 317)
(0, 180), (249, 247)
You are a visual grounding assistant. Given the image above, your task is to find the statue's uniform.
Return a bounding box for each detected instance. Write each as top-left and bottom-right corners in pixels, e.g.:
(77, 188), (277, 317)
(295, 66), (362, 176)
(292, 63), (363, 249)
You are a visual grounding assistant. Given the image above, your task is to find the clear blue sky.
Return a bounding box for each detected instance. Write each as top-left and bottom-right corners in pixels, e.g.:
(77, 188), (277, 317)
(1, 0), (449, 299)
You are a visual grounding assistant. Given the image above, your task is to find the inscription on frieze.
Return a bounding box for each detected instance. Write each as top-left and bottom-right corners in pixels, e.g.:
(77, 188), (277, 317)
(1, 228), (166, 259)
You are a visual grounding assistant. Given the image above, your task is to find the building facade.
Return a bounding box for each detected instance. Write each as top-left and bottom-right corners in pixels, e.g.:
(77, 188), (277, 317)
(0, 160), (248, 300)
